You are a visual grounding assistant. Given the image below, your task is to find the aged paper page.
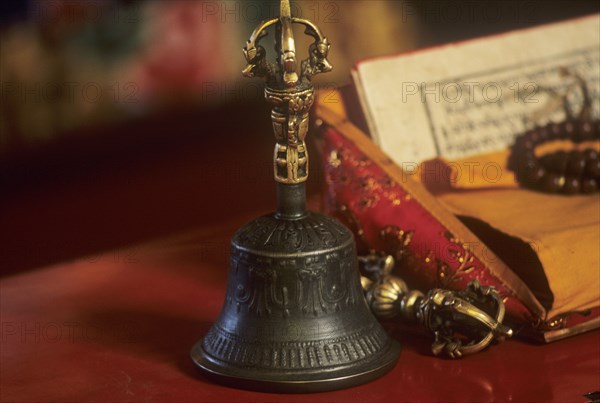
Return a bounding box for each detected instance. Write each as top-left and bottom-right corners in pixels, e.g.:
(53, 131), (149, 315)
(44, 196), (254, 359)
(354, 15), (600, 164)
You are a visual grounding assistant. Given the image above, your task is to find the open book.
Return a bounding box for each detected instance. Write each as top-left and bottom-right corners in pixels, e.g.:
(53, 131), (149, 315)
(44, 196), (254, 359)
(353, 15), (599, 164)
(316, 15), (600, 342)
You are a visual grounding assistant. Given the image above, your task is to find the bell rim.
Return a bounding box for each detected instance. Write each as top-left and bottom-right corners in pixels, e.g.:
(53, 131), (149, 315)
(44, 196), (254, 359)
(190, 338), (401, 393)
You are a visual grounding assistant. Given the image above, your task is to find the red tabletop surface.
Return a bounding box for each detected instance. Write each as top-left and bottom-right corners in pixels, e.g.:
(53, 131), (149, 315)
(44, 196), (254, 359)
(2, 211), (599, 402)
(1, 107), (599, 402)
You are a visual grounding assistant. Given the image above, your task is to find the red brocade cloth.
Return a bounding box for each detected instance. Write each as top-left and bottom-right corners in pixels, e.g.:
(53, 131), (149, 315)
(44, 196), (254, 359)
(321, 126), (538, 327)
(315, 89), (600, 341)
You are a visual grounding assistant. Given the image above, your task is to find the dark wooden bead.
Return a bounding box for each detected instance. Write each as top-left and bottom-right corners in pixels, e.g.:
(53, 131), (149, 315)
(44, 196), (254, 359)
(570, 120), (587, 142)
(566, 151), (585, 176)
(541, 173), (564, 193)
(529, 131), (540, 144)
(580, 121), (594, 139)
(585, 155), (600, 178)
(536, 125), (549, 141)
(529, 127), (548, 145)
(517, 155), (535, 169)
(526, 166), (546, 183)
(564, 121), (575, 135)
(563, 176), (581, 194)
(549, 122), (562, 139)
(538, 154), (554, 170)
(519, 158), (543, 184)
(584, 149), (599, 160)
(581, 178), (599, 193)
(551, 150), (569, 173)
(512, 119), (599, 194)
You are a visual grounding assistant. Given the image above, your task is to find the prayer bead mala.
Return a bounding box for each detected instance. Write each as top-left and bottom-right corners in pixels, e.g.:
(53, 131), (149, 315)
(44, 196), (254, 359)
(512, 119), (600, 194)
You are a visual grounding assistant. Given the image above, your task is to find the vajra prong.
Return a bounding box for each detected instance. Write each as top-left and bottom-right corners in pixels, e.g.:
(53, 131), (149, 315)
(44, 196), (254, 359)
(360, 253), (513, 358)
(242, 0), (332, 185)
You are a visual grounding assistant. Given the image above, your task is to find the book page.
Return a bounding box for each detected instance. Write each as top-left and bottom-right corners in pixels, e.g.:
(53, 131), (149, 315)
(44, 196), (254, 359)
(354, 15), (600, 164)
(439, 188), (600, 320)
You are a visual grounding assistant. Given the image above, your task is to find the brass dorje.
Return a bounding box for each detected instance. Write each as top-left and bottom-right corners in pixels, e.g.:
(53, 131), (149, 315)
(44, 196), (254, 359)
(190, 0), (400, 393)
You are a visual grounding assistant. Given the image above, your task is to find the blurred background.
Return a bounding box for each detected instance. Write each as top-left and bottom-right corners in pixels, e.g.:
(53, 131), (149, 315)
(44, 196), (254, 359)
(2, 0), (598, 153)
(1, 0), (598, 274)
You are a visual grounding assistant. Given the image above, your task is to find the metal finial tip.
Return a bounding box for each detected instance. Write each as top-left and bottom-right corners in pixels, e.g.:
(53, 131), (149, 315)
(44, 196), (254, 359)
(242, 0), (332, 88)
(280, 0), (292, 18)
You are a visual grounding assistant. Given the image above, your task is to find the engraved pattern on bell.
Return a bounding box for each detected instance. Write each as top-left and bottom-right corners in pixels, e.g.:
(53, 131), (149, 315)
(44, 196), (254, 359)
(193, 212), (400, 392)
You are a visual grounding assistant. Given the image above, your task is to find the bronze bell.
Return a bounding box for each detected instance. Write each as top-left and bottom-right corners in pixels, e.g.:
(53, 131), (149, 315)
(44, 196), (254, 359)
(190, 0), (400, 393)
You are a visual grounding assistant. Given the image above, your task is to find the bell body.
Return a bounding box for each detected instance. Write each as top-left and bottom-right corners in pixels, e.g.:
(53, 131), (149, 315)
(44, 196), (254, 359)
(191, 211), (400, 392)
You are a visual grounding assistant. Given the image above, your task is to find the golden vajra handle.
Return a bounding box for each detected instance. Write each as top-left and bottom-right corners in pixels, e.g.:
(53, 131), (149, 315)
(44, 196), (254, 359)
(242, 0), (332, 185)
(359, 253), (513, 358)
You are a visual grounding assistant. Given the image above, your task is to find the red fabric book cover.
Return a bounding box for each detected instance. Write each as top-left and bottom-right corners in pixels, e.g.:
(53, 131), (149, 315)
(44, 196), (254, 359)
(315, 96), (600, 342)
